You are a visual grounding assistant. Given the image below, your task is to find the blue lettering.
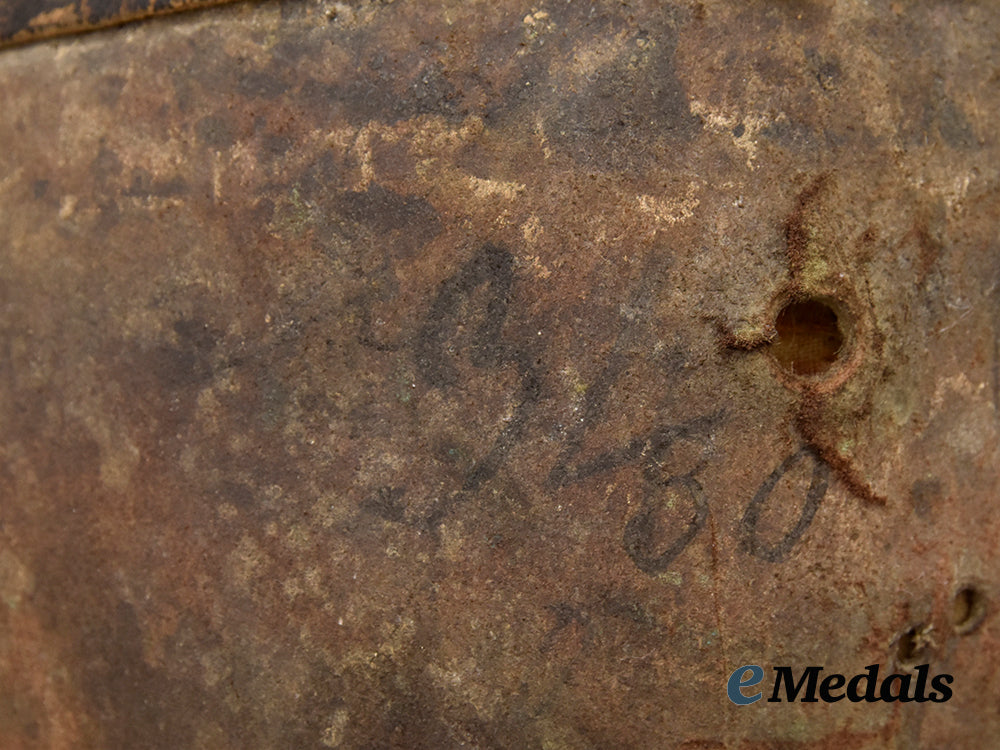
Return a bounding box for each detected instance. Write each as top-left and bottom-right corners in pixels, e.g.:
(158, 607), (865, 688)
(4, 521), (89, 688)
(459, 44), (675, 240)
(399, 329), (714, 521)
(728, 665), (764, 705)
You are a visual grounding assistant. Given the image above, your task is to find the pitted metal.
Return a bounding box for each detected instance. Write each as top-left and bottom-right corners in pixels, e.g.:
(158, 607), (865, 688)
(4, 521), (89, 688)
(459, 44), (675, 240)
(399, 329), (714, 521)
(0, 1), (998, 747)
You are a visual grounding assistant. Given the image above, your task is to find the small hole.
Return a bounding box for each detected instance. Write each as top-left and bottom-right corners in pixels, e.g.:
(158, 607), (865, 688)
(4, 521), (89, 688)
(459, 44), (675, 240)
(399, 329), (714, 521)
(895, 625), (932, 666)
(952, 586), (987, 634)
(771, 299), (844, 376)
(896, 628), (918, 663)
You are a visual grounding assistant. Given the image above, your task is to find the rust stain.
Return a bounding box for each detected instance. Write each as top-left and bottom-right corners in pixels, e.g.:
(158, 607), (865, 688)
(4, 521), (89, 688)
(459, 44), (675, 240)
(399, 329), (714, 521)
(784, 173), (832, 283)
(0, 0), (997, 747)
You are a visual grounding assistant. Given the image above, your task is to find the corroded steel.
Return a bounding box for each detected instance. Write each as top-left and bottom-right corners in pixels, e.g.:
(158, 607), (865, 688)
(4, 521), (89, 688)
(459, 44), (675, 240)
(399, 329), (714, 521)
(0, 1), (998, 748)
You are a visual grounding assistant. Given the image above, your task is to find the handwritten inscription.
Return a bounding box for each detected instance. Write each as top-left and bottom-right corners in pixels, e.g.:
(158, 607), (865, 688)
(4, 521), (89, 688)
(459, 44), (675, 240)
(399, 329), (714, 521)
(739, 448), (830, 563)
(414, 243), (543, 526)
(362, 243), (829, 574)
(624, 475), (709, 575)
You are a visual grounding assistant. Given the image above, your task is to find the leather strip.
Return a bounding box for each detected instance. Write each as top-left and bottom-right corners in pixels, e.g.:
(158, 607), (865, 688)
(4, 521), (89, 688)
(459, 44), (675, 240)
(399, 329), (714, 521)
(0, 0), (244, 49)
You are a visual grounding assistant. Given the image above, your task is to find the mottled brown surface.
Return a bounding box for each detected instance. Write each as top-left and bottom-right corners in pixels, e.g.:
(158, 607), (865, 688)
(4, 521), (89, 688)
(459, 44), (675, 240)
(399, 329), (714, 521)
(0, 1), (998, 747)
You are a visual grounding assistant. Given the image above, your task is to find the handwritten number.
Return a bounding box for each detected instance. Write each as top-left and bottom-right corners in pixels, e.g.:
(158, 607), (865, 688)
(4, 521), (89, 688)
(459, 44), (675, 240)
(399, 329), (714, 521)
(416, 243), (514, 388)
(367, 242), (831, 570)
(624, 475), (709, 575)
(415, 244), (541, 527)
(739, 447), (829, 563)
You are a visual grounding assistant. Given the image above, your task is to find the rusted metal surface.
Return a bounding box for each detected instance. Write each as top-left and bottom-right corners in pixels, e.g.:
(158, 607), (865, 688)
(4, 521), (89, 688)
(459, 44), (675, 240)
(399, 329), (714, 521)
(0, 1), (998, 747)
(0, 0), (242, 49)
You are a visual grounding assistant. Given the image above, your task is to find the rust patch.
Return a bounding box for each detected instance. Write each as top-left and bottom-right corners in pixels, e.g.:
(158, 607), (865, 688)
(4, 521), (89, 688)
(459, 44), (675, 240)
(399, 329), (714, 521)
(796, 396), (888, 505)
(0, 1), (998, 747)
(784, 172), (831, 283)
